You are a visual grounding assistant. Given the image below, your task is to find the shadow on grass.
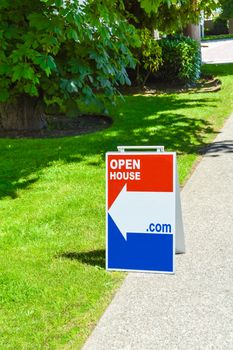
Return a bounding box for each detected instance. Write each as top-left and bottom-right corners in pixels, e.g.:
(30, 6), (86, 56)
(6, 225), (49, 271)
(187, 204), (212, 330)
(59, 250), (105, 268)
(0, 177), (38, 199)
(0, 93), (220, 199)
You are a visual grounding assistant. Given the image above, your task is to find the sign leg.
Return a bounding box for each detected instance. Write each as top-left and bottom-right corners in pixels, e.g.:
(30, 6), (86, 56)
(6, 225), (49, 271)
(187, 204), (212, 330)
(175, 167), (185, 254)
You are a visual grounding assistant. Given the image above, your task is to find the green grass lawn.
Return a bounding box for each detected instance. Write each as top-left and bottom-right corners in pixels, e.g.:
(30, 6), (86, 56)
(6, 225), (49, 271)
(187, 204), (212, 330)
(0, 64), (233, 350)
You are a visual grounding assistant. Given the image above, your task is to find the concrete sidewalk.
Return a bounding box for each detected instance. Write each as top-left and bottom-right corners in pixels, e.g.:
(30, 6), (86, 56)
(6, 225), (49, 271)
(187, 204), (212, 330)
(83, 115), (233, 350)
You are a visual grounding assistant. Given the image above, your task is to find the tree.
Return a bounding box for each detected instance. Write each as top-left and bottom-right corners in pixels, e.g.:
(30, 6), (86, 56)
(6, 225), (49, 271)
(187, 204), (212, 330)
(0, 0), (139, 130)
(220, 0), (233, 33)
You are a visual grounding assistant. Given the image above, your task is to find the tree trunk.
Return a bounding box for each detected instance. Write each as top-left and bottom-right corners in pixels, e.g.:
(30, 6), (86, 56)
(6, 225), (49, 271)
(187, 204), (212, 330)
(0, 95), (46, 131)
(183, 24), (201, 42)
(229, 19), (233, 34)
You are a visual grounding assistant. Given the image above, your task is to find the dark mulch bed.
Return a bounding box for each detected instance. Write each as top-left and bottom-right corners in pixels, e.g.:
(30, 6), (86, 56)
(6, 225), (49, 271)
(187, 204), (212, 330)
(120, 75), (221, 95)
(0, 114), (113, 139)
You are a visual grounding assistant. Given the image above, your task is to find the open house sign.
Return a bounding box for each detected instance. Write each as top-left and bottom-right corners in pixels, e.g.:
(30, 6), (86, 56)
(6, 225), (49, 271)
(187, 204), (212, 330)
(106, 150), (178, 274)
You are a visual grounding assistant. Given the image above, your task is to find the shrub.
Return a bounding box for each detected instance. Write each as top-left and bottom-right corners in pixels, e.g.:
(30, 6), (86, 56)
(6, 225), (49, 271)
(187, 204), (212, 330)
(156, 35), (201, 84)
(139, 29), (162, 85)
(128, 29), (162, 87)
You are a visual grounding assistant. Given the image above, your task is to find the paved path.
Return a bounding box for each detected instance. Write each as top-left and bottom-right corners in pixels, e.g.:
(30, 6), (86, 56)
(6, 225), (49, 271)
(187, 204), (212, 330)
(202, 39), (233, 64)
(83, 114), (233, 350)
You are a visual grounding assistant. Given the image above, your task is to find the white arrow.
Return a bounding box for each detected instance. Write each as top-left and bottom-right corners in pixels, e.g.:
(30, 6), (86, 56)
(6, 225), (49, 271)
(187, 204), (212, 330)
(109, 184), (175, 240)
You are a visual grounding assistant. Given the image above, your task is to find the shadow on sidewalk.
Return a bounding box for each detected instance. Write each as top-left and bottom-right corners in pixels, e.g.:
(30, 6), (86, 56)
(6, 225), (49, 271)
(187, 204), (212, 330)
(202, 140), (233, 156)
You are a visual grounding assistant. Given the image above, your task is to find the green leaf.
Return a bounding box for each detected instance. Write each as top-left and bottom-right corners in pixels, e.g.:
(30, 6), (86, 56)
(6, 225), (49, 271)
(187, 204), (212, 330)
(0, 63), (11, 75)
(0, 89), (9, 102)
(0, 0), (9, 9)
(60, 79), (79, 93)
(23, 83), (39, 96)
(67, 29), (79, 42)
(28, 13), (49, 30)
(40, 0), (63, 4)
(33, 55), (57, 76)
(82, 86), (92, 97)
(139, 0), (162, 14)
(12, 64), (35, 82)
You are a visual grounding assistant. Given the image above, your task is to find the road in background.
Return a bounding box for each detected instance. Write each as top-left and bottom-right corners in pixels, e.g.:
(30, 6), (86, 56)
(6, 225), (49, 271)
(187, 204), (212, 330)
(202, 39), (233, 64)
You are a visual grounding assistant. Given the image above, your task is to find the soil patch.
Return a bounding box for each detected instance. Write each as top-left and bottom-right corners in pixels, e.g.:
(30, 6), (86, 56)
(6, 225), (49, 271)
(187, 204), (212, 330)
(0, 114), (113, 139)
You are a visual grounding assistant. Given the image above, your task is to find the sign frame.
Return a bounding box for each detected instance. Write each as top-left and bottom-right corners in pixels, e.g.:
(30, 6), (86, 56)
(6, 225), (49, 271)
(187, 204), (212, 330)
(106, 149), (180, 274)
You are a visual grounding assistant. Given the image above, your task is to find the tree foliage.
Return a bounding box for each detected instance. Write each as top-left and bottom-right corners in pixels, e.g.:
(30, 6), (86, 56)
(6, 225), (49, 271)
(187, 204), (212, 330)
(219, 0), (233, 19)
(122, 0), (218, 34)
(0, 0), (139, 116)
(0, 0), (219, 130)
